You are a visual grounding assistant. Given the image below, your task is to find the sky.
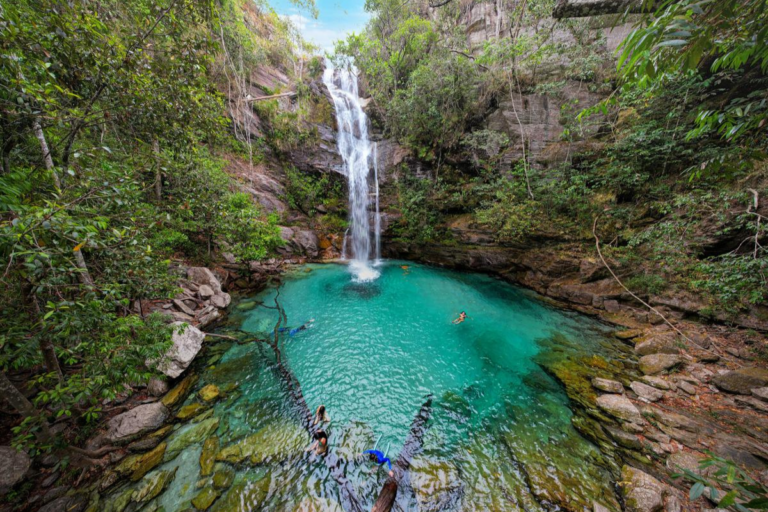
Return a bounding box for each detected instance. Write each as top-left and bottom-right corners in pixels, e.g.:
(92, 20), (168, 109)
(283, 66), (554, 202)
(268, 0), (371, 53)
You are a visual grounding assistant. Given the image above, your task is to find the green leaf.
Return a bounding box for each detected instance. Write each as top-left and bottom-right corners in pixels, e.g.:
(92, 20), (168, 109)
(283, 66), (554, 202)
(690, 482), (706, 500)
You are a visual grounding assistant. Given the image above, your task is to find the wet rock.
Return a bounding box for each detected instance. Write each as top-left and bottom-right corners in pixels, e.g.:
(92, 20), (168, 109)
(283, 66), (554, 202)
(605, 425), (642, 450)
(210, 477), (271, 512)
(199, 384), (221, 402)
(592, 377), (624, 394)
(215, 420), (304, 465)
(621, 465), (666, 512)
(200, 436), (219, 477)
(635, 335), (678, 356)
(187, 267), (223, 294)
(630, 382), (664, 402)
(615, 329), (643, 340)
(165, 417), (220, 461)
(176, 402), (207, 420)
(596, 394), (644, 423)
(116, 442), (166, 481)
(151, 322), (205, 379)
(0, 446), (31, 493)
(127, 436), (162, 453)
(105, 402), (169, 443)
(131, 467), (177, 503)
(641, 376), (672, 391)
(211, 293), (231, 309)
(147, 378), (169, 397)
(162, 374), (198, 407)
(192, 487), (219, 510)
(712, 367), (768, 394)
(639, 354), (683, 375)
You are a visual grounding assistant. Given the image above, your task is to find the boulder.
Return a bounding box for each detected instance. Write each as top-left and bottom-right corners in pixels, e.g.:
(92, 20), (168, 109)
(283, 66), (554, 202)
(752, 387), (768, 402)
(151, 322), (205, 379)
(294, 230), (320, 258)
(211, 293), (231, 309)
(105, 402), (169, 443)
(641, 376), (672, 391)
(677, 381), (697, 395)
(605, 425), (642, 450)
(173, 299), (196, 316)
(147, 378), (169, 397)
(635, 335), (679, 356)
(639, 354), (683, 375)
(592, 377), (624, 394)
(630, 382), (664, 402)
(712, 367), (768, 394)
(596, 394), (644, 424)
(0, 446), (31, 493)
(621, 466), (666, 512)
(198, 285), (215, 299)
(187, 267), (222, 294)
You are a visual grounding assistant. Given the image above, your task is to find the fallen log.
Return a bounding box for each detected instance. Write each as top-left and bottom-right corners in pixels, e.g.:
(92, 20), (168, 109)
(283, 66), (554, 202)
(246, 91), (297, 102)
(371, 395), (433, 512)
(552, 0), (644, 18)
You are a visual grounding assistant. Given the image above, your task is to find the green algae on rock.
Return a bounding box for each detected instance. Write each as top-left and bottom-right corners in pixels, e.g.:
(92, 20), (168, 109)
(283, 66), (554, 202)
(199, 384), (221, 402)
(164, 417), (220, 462)
(176, 402), (208, 420)
(215, 419), (305, 465)
(209, 477), (271, 512)
(132, 468), (178, 503)
(162, 374), (198, 407)
(191, 486), (219, 510)
(200, 436), (219, 477)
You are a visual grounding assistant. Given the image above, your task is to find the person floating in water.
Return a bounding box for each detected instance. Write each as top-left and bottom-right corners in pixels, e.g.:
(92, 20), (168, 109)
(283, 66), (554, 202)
(306, 429), (328, 456)
(364, 449), (394, 477)
(313, 404), (330, 426)
(452, 311), (467, 324)
(278, 318), (315, 336)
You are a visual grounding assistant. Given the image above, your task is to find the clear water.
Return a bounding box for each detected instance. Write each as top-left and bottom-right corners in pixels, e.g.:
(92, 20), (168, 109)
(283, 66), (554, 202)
(102, 262), (622, 512)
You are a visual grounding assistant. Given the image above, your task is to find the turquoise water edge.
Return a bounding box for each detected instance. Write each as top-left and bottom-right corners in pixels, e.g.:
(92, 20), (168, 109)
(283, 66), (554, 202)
(104, 261), (624, 511)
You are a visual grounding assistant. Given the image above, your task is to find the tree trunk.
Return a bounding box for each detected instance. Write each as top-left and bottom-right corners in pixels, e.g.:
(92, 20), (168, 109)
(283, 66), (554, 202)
(39, 337), (65, 384)
(74, 248), (95, 287)
(553, 0), (644, 18)
(0, 370), (53, 441)
(33, 119), (61, 189)
(153, 139), (162, 202)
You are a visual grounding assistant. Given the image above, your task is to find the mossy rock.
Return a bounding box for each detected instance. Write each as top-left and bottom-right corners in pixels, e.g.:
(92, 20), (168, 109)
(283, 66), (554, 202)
(212, 465), (235, 490)
(177, 402), (208, 420)
(199, 385), (221, 402)
(114, 442), (166, 481)
(149, 425), (174, 439)
(209, 477), (271, 512)
(410, 455), (462, 512)
(215, 420), (305, 465)
(164, 417), (220, 461)
(131, 467), (177, 503)
(104, 486), (133, 512)
(162, 374), (198, 407)
(200, 436), (219, 477)
(191, 486), (219, 510)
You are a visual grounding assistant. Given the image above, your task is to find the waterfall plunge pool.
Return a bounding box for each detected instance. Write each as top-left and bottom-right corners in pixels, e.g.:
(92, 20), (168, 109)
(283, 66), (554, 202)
(104, 261), (627, 512)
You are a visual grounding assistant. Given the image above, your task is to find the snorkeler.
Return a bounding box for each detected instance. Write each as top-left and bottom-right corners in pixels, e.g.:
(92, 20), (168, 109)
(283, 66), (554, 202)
(452, 311), (467, 324)
(306, 429), (328, 456)
(313, 404), (330, 425)
(363, 448), (394, 477)
(278, 318), (315, 336)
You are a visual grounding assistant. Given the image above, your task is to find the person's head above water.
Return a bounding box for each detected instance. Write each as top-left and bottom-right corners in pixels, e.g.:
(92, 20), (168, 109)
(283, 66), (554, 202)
(316, 405), (326, 417)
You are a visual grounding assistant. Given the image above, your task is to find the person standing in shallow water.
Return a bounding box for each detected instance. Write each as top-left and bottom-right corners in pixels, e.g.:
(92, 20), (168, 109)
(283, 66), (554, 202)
(306, 429), (328, 456)
(314, 404), (330, 425)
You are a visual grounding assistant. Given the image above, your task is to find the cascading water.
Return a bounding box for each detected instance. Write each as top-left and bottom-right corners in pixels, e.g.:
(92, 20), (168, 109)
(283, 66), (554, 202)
(323, 63), (381, 281)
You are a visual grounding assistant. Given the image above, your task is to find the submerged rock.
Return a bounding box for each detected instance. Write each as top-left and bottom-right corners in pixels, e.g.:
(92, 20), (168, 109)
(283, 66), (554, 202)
(105, 402), (169, 443)
(192, 487), (219, 510)
(215, 420), (305, 465)
(131, 467), (177, 503)
(712, 367), (768, 394)
(212, 465), (236, 490)
(410, 455), (462, 512)
(177, 402), (208, 420)
(125, 442), (167, 481)
(164, 416), (220, 461)
(209, 478), (271, 512)
(0, 446), (31, 493)
(199, 384), (221, 402)
(596, 394), (644, 424)
(200, 436), (219, 476)
(151, 322), (205, 379)
(638, 354), (683, 375)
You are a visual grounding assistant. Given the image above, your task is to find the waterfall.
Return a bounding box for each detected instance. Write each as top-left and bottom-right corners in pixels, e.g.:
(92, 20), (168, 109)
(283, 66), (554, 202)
(373, 142), (381, 264)
(323, 63), (381, 281)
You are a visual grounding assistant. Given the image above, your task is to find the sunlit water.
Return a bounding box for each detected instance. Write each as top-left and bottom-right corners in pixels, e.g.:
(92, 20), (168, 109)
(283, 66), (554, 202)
(102, 262), (622, 512)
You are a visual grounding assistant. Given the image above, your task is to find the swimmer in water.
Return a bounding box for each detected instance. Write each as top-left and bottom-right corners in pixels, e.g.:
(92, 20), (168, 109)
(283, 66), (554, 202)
(313, 404), (330, 425)
(364, 449), (394, 477)
(452, 311), (467, 324)
(306, 429), (328, 456)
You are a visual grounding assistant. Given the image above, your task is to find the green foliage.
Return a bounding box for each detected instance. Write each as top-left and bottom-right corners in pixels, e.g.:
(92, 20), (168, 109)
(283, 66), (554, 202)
(392, 174), (447, 244)
(219, 192), (282, 261)
(284, 167), (345, 217)
(675, 453), (768, 511)
(691, 255), (767, 313)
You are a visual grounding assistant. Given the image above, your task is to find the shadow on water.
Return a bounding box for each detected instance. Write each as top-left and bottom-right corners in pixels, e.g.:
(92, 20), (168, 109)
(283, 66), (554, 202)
(342, 281), (382, 299)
